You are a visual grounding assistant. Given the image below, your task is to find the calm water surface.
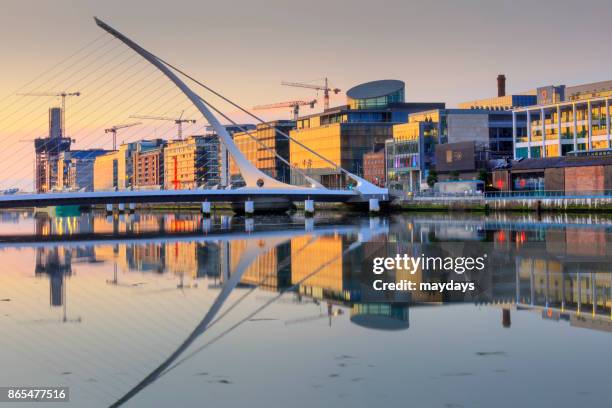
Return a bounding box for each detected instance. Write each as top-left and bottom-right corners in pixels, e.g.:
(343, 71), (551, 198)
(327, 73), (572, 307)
(0, 210), (611, 408)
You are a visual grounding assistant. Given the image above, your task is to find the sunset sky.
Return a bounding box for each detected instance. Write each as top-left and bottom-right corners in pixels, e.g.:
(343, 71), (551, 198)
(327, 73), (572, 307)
(1, 0), (612, 188)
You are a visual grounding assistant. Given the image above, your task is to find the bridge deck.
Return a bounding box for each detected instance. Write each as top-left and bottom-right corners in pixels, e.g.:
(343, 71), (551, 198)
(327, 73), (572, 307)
(0, 188), (372, 209)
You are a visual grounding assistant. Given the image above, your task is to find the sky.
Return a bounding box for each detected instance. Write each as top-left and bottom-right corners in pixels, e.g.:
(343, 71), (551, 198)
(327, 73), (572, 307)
(2, 0), (612, 107)
(1, 0), (612, 188)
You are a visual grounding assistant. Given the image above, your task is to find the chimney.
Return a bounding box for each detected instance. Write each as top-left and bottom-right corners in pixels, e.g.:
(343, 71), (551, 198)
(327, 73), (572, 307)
(497, 74), (506, 97)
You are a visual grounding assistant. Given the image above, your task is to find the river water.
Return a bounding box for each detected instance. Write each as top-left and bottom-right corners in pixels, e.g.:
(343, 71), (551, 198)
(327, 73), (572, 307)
(0, 210), (611, 407)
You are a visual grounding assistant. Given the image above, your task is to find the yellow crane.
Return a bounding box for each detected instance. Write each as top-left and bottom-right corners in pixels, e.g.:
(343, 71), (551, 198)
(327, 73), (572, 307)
(281, 78), (340, 110)
(253, 99), (317, 121)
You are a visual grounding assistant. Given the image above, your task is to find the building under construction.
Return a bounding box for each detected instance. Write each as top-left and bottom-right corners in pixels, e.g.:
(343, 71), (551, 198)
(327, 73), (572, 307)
(34, 107), (72, 192)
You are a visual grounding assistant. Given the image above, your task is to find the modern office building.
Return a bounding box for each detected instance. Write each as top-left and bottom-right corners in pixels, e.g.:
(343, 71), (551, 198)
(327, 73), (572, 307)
(229, 120), (295, 184)
(57, 149), (109, 191)
(93, 139), (165, 191)
(289, 80), (444, 187)
(206, 124), (256, 186)
(93, 150), (120, 191)
(163, 135), (219, 189)
(386, 108), (526, 192)
(512, 80), (612, 159)
(132, 139), (167, 189)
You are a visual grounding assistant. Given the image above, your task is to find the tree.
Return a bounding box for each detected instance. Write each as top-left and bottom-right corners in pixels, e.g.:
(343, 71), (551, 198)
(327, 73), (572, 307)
(426, 169), (438, 187)
(477, 168), (488, 183)
(449, 170), (460, 181)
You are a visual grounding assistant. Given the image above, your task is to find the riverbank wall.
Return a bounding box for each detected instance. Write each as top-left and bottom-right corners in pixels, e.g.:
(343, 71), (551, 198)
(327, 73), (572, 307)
(397, 196), (612, 212)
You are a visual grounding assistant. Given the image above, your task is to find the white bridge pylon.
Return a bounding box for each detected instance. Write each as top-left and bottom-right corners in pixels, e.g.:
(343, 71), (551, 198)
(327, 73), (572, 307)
(94, 17), (387, 197)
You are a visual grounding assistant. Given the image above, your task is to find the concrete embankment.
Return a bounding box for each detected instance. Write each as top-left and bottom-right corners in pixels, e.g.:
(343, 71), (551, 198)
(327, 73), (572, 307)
(396, 196), (612, 212)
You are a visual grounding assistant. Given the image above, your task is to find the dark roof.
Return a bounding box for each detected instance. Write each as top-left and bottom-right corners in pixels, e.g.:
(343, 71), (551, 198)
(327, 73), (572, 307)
(347, 80), (404, 99)
(296, 102), (445, 121)
(511, 155), (612, 170)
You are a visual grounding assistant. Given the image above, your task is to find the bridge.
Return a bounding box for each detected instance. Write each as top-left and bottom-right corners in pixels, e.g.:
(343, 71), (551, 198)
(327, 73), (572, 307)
(0, 18), (388, 213)
(0, 187), (373, 209)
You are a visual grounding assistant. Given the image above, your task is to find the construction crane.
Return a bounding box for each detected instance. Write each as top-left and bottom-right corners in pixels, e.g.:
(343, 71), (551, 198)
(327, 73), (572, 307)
(253, 99), (317, 121)
(130, 111), (196, 140)
(16, 91), (81, 136)
(281, 78), (340, 110)
(105, 122), (141, 150)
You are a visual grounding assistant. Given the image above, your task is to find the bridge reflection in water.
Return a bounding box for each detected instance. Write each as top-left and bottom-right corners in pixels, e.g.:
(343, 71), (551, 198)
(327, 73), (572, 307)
(1, 211), (611, 406)
(11, 211), (612, 332)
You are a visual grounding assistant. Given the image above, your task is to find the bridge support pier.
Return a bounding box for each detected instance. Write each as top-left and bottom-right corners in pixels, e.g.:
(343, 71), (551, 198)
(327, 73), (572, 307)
(118, 203), (126, 213)
(369, 198), (380, 213)
(128, 203), (136, 214)
(244, 200), (254, 217)
(304, 199), (315, 217)
(106, 204), (113, 215)
(201, 201), (211, 217)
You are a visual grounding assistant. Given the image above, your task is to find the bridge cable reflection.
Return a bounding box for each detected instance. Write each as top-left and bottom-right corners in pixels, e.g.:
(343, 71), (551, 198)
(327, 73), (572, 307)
(164, 246), (353, 375)
(109, 237), (362, 407)
(200, 236), (319, 331)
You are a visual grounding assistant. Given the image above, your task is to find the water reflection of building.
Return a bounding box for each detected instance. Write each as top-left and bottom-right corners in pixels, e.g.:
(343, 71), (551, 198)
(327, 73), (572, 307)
(289, 233), (411, 330)
(350, 303), (410, 330)
(127, 244), (165, 273)
(234, 240), (291, 291)
(165, 242), (211, 278)
(35, 247), (72, 306)
(35, 213), (94, 237)
(22, 211), (612, 334)
(34, 246), (94, 307)
(517, 259), (612, 331)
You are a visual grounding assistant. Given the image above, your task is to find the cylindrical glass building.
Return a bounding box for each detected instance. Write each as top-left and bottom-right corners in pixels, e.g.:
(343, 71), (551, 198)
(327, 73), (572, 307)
(346, 79), (405, 109)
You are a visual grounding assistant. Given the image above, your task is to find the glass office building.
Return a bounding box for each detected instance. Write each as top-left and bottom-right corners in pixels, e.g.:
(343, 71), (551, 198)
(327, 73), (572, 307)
(386, 109), (526, 192)
(512, 80), (612, 159)
(290, 80), (444, 187)
(230, 120), (295, 184)
(346, 80), (405, 110)
(512, 98), (612, 159)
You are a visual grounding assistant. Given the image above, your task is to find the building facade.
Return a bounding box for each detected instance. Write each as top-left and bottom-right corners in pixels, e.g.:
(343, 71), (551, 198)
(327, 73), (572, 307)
(57, 149), (109, 191)
(289, 80), (444, 188)
(229, 120), (294, 185)
(362, 150), (385, 186)
(93, 151), (120, 191)
(206, 124), (256, 186)
(492, 154), (612, 194)
(93, 139), (165, 191)
(163, 135), (219, 190)
(132, 139), (167, 189)
(512, 80), (612, 159)
(385, 108), (525, 192)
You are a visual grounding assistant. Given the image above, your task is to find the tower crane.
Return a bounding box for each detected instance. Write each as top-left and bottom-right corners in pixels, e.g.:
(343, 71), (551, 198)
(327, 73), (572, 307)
(253, 99), (317, 121)
(16, 91), (81, 136)
(105, 122), (141, 150)
(130, 111), (196, 140)
(281, 78), (340, 110)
